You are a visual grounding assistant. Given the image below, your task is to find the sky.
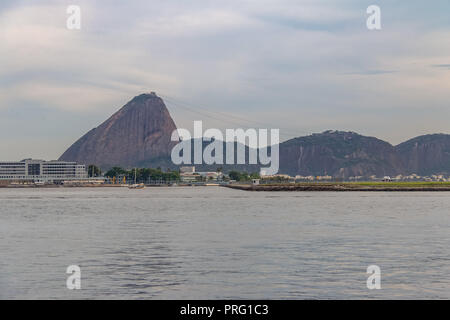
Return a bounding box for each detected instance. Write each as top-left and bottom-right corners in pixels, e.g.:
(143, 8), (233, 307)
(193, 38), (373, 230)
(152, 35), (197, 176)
(1, 0), (450, 160)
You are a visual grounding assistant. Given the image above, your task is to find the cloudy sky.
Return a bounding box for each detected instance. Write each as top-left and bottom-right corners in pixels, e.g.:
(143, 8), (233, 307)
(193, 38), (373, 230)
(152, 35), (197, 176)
(1, 0), (450, 160)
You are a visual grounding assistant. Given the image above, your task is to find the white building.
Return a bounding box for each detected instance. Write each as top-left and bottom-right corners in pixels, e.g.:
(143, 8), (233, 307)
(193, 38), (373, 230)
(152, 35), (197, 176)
(0, 159), (88, 183)
(197, 172), (222, 180)
(180, 173), (199, 183)
(180, 166), (195, 174)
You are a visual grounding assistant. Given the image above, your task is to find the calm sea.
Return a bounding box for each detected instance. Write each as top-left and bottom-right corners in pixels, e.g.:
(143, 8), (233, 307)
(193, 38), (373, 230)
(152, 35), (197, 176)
(0, 187), (449, 299)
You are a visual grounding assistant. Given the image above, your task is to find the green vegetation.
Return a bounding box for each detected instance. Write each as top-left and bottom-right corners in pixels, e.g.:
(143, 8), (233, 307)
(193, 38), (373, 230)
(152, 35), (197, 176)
(228, 171), (260, 181)
(104, 167), (127, 178)
(87, 165), (102, 177)
(262, 181), (450, 188)
(347, 181), (450, 187)
(261, 176), (291, 183)
(104, 167), (180, 183)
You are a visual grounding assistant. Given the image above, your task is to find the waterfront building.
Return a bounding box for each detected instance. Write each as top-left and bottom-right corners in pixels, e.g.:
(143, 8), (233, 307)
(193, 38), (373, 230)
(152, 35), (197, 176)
(197, 172), (222, 180)
(179, 169), (222, 183)
(0, 159), (88, 183)
(180, 173), (199, 183)
(180, 166), (196, 174)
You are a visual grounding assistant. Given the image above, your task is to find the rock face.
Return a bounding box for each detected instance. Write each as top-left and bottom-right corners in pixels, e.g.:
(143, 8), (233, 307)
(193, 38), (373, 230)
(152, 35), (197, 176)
(279, 131), (403, 177)
(396, 134), (450, 175)
(59, 92), (450, 177)
(59, 93), (178, 168)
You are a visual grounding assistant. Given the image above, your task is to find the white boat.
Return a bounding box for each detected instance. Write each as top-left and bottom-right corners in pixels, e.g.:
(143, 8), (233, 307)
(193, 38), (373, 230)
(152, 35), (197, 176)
(129, 183), (145, 189)
(128, 168), (145, 189)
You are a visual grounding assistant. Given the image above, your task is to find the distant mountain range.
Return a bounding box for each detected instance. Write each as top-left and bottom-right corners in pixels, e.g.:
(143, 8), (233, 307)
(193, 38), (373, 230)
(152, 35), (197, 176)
(279, 131), (450, 177)
(59, 93), (450, 177)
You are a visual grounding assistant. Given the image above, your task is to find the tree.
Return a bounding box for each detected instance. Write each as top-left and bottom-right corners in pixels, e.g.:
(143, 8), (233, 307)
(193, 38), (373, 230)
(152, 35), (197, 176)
(104, 166), (181, 183)
(228, 170), (252, 181)
(228, 171), (240, 181)
(104, 167), (126, 178)
(88, 165), (101, 177)
(250, 172), (260, 179)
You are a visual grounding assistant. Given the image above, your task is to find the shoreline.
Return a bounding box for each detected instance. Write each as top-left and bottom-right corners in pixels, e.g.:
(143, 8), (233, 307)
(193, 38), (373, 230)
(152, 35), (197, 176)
(0, 184), (216, 189)
(3, 183), (450, 191)
(224, 183), (450, 192)
(0, 184), (120, 189)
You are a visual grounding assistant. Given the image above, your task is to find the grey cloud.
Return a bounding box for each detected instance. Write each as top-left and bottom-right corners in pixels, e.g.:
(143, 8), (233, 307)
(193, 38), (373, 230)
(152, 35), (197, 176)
(342, 70), (396, 76)
(432, 64), (450, 69)
(1, 0), (450, 159)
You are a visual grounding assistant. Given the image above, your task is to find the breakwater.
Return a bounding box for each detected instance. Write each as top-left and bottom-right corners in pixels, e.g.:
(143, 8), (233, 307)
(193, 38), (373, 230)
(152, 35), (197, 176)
(224, 183), (450, 192)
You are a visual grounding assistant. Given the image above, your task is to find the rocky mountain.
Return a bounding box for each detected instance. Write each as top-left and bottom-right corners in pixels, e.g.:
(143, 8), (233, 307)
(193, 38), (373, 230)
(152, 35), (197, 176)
(59, 93), (178, 168)
(278, 131), (403, 177)
(277, 131), (450, 177)
(59, 93), (450, 177)
(396, 134), (450, 175)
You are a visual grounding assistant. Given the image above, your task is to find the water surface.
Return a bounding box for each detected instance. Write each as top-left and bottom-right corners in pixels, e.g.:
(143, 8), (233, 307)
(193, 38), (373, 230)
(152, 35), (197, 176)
(0, 187), (449, 299)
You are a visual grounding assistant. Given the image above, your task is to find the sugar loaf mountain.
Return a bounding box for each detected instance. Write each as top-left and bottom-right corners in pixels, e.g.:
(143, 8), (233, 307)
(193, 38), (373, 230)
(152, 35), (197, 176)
(59, 93), (450, 178)
(60, 93), (177, 169)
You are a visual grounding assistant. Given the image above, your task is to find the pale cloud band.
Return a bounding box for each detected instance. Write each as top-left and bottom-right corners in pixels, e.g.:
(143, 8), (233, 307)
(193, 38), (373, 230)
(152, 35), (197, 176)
(1, 0), (450, 160)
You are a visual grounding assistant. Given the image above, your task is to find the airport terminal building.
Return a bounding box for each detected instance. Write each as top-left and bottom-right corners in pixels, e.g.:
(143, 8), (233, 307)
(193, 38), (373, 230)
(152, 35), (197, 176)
(0, 159), (88, 183)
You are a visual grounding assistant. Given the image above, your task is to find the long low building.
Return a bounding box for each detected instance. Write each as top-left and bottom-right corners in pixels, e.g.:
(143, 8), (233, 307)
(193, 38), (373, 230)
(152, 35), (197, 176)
(0, 159), (88, 183)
